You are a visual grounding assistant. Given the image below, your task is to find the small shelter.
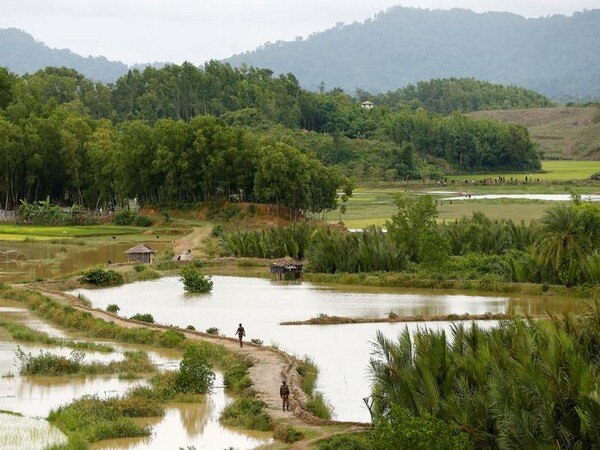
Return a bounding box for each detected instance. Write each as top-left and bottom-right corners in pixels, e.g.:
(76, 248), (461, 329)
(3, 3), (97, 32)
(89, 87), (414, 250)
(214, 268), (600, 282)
(125, 244), (156, 264)
(361, 101), (374, 110)
(270, 258), (303, 280)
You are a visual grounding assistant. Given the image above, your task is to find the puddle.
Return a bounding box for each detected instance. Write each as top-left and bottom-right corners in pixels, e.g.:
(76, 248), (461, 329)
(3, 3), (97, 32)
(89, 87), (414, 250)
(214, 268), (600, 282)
(73, 275), (581, 422)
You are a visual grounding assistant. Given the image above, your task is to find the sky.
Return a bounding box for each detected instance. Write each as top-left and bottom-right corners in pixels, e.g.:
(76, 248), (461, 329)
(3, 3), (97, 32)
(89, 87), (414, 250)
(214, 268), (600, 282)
(0, 0), (598, 65)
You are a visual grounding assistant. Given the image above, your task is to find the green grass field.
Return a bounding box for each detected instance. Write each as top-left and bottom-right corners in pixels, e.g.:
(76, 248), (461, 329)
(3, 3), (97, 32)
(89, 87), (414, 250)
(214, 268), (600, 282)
(0, 225), (143, 241)
(335, 161), (600, 229)
(448, 160), (600, 182)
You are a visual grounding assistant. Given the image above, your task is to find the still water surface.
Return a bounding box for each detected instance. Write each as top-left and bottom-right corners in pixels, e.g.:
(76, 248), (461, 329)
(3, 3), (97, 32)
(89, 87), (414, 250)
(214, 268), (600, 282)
(73, 275), (579, 422)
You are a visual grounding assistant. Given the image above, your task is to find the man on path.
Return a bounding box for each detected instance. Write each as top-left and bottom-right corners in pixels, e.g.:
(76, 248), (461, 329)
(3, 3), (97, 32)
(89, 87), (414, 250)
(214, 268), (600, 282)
(235, 323), (246, 347)
(280, 380), (290, 411)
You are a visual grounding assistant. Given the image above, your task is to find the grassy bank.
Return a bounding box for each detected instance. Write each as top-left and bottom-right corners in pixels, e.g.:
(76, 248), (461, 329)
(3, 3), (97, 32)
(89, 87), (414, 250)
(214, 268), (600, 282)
(0, 318), (113, 352)
(304, 272), (600, 299)
(281, 312), (514, 326)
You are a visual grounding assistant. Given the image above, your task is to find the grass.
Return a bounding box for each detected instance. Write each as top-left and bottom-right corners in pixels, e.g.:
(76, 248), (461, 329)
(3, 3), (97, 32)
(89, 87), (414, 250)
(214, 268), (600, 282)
(16, 348), (155, 377)
(295, 357), (332, 420)
(0, 317), (113, 352)
(447, 160), (600, 181)
(220, 397), (272, 431)
(0, 224), (143, 240)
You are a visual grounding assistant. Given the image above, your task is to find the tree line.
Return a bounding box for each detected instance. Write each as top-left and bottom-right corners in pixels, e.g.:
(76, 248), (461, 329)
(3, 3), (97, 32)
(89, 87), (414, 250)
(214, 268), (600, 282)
(0, 63), (542, 208)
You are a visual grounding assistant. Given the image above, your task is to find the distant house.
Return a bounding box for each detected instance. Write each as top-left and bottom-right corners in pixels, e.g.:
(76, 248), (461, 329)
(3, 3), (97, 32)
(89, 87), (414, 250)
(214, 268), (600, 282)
(125, 244), (156, 264)
(361, 101), (374, 110)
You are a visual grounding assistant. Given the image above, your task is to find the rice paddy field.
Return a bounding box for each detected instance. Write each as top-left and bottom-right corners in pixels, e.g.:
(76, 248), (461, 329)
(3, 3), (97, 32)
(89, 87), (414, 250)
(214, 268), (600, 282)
(334, 161), (600, 229)
(0, 225), (142, 241)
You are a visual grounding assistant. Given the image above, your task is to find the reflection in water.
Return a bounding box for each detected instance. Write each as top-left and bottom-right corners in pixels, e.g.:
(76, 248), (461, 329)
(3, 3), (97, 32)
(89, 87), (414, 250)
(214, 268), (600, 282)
(92, 374), (272, 450)
(0, 337), (271, 449)
(74, 275), (584, 422)
(0, 241), (169, 282)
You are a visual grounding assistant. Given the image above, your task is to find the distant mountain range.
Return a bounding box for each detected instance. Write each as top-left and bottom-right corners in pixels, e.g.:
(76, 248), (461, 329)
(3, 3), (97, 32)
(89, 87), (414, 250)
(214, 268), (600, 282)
(226, 7), (600, 101)
(0, 28), (163, 83)
(1, 6), (599, 100)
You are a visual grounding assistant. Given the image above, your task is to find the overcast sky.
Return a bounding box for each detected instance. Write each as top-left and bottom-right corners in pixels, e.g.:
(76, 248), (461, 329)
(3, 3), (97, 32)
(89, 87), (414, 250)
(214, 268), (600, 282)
(0, 0), (598, 64)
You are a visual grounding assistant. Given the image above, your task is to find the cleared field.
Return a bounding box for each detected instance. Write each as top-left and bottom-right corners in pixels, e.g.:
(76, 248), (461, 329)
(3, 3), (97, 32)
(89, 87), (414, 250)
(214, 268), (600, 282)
(469, 106), (600, 160)
(0, 225), (142, 240)
(448, 160), (600, 182)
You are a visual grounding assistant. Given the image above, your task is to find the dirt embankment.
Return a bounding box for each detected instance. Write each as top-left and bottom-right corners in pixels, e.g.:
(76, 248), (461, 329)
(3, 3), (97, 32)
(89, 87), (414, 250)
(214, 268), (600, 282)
(280, 312), (525, 326)
(29, 286), (370, 447)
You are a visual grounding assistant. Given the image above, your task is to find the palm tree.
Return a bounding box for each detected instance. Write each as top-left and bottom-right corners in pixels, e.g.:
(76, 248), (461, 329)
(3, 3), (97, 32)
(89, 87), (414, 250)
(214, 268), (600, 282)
(535, 203), (589, 284)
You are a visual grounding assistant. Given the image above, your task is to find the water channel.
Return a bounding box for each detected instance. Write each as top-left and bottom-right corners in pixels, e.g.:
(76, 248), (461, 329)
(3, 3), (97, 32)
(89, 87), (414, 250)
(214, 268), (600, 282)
(73, 275), (581, 423)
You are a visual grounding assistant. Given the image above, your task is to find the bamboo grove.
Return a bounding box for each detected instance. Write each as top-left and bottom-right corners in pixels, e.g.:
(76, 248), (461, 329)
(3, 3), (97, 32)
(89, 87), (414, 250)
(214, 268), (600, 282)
(0, 64), (542, 209)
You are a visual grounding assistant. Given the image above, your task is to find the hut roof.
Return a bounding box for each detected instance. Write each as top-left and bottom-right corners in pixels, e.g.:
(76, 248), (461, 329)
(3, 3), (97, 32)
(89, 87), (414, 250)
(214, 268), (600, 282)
(125, 244), (156, 255)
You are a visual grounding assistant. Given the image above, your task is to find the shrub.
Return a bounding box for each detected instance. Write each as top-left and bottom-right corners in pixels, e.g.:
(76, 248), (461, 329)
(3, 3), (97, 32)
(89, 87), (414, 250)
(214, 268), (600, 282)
(130, 313), (154, 323)
(106, 304), (120, 314)
(206, 327), (219, 335)
(133, 264), (145, 273)
(133, 215), (153, 227)
(186, 325), (196, 331)
(373, 406), (472, 450)
(220, 397), (271, 431)
(114, 210), (137, 226)
(180, 266), (213, 293)
(211, 225), (224, 237)
(317, 433), (372, 450)
(81, 267), (124, 286)
(250, 338), (263, 346)
(158, 329), (186, 348)
(175, 344), (215, 394)
(16, 348), (83, 376)
(274, 425), (304, 443)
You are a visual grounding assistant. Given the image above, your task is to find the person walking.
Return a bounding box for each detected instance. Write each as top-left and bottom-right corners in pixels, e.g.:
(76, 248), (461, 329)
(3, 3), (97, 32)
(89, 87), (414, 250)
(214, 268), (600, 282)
(235, 323), (246, 348)
(280, 380), (290, 411)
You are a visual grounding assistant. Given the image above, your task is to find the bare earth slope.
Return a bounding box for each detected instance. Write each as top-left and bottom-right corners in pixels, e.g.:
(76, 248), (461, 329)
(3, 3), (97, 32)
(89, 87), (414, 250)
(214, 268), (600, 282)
(470, 106), (600, 160)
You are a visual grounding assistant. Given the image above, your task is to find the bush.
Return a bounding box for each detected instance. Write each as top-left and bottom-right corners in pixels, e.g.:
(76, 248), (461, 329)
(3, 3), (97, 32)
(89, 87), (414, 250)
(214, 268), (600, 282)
(206, 327), (219, 335)
(317, 433), (372, 450)
(373, 406), (472, 450)
(211, 225), (224, 237)
(250, 338), (263, 346)
(158, 329), (185, 347)
(114, 210), (137, 226)
(16, 348), (83, 376)
(175, 344), (215, 394)
(220, 397), (272, 431)
(133, 215), (153, 227)
(186, 325), (196, 331)
(274, 425), (304, 443)
(180, 266), (213, 293)
(133, 264), (145, 273)
(130, 313), (154, 323)
(81, 267), (124, 286)
(106, 304), (120, 314)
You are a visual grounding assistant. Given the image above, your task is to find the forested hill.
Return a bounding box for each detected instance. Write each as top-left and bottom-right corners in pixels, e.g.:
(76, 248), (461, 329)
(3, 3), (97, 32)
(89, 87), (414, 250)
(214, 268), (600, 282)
(226, 7), (600, 101)
(0, 28), (130, 82)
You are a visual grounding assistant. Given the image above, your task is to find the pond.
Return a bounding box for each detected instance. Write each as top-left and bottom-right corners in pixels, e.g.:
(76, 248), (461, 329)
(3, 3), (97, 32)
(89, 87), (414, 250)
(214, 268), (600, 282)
(73, 275), (581, 423)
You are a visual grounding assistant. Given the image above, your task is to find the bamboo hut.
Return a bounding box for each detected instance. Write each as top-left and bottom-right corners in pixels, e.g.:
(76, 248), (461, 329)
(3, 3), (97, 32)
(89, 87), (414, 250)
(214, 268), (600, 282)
(125, 244), (156, 264)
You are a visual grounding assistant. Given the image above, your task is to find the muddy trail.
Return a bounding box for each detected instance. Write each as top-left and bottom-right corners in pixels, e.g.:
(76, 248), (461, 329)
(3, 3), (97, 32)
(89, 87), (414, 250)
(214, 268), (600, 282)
(26, 286), (370, 449)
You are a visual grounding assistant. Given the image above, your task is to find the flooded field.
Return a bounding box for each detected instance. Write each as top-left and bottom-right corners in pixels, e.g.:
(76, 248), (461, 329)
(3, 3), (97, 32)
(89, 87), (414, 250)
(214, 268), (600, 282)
(0, 305), (272, 449)
(0, 241), (169, 283)
(73, 275), (582, 422)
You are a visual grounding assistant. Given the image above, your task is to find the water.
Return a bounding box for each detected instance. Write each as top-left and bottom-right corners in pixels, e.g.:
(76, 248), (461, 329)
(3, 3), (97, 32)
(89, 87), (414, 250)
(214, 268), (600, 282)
(0, 306), (272, 449)
(442, 193), (600, 201)
(73, 275), (578, 422)
(0, 241), (169, 282)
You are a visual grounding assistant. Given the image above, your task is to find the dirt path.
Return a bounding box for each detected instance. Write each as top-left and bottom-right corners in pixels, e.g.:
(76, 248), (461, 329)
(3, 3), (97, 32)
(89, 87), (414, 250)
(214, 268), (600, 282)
(173, 226), (210, 257)
(29, 287), (370, 448)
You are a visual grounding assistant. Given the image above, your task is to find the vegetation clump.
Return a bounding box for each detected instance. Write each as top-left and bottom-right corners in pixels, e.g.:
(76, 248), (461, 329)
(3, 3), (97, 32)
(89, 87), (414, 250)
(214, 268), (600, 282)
(114, 211), (153, 227)
(106, 304), (120, 313)
(81, 267), (124, 286)
(370, 303), (600, 448)
(130, 313), (154, 323)
(180, 266), (213, 293)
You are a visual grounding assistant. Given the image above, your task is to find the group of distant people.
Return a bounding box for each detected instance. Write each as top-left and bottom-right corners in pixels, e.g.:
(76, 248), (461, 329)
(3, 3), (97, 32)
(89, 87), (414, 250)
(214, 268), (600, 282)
(235, 323), (290, 412)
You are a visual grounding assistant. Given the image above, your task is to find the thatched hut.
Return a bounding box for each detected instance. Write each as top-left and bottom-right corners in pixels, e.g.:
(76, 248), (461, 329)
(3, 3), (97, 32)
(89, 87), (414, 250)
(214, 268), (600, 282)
(270, 258), (303, 280)
(125, 244), (156, 264)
